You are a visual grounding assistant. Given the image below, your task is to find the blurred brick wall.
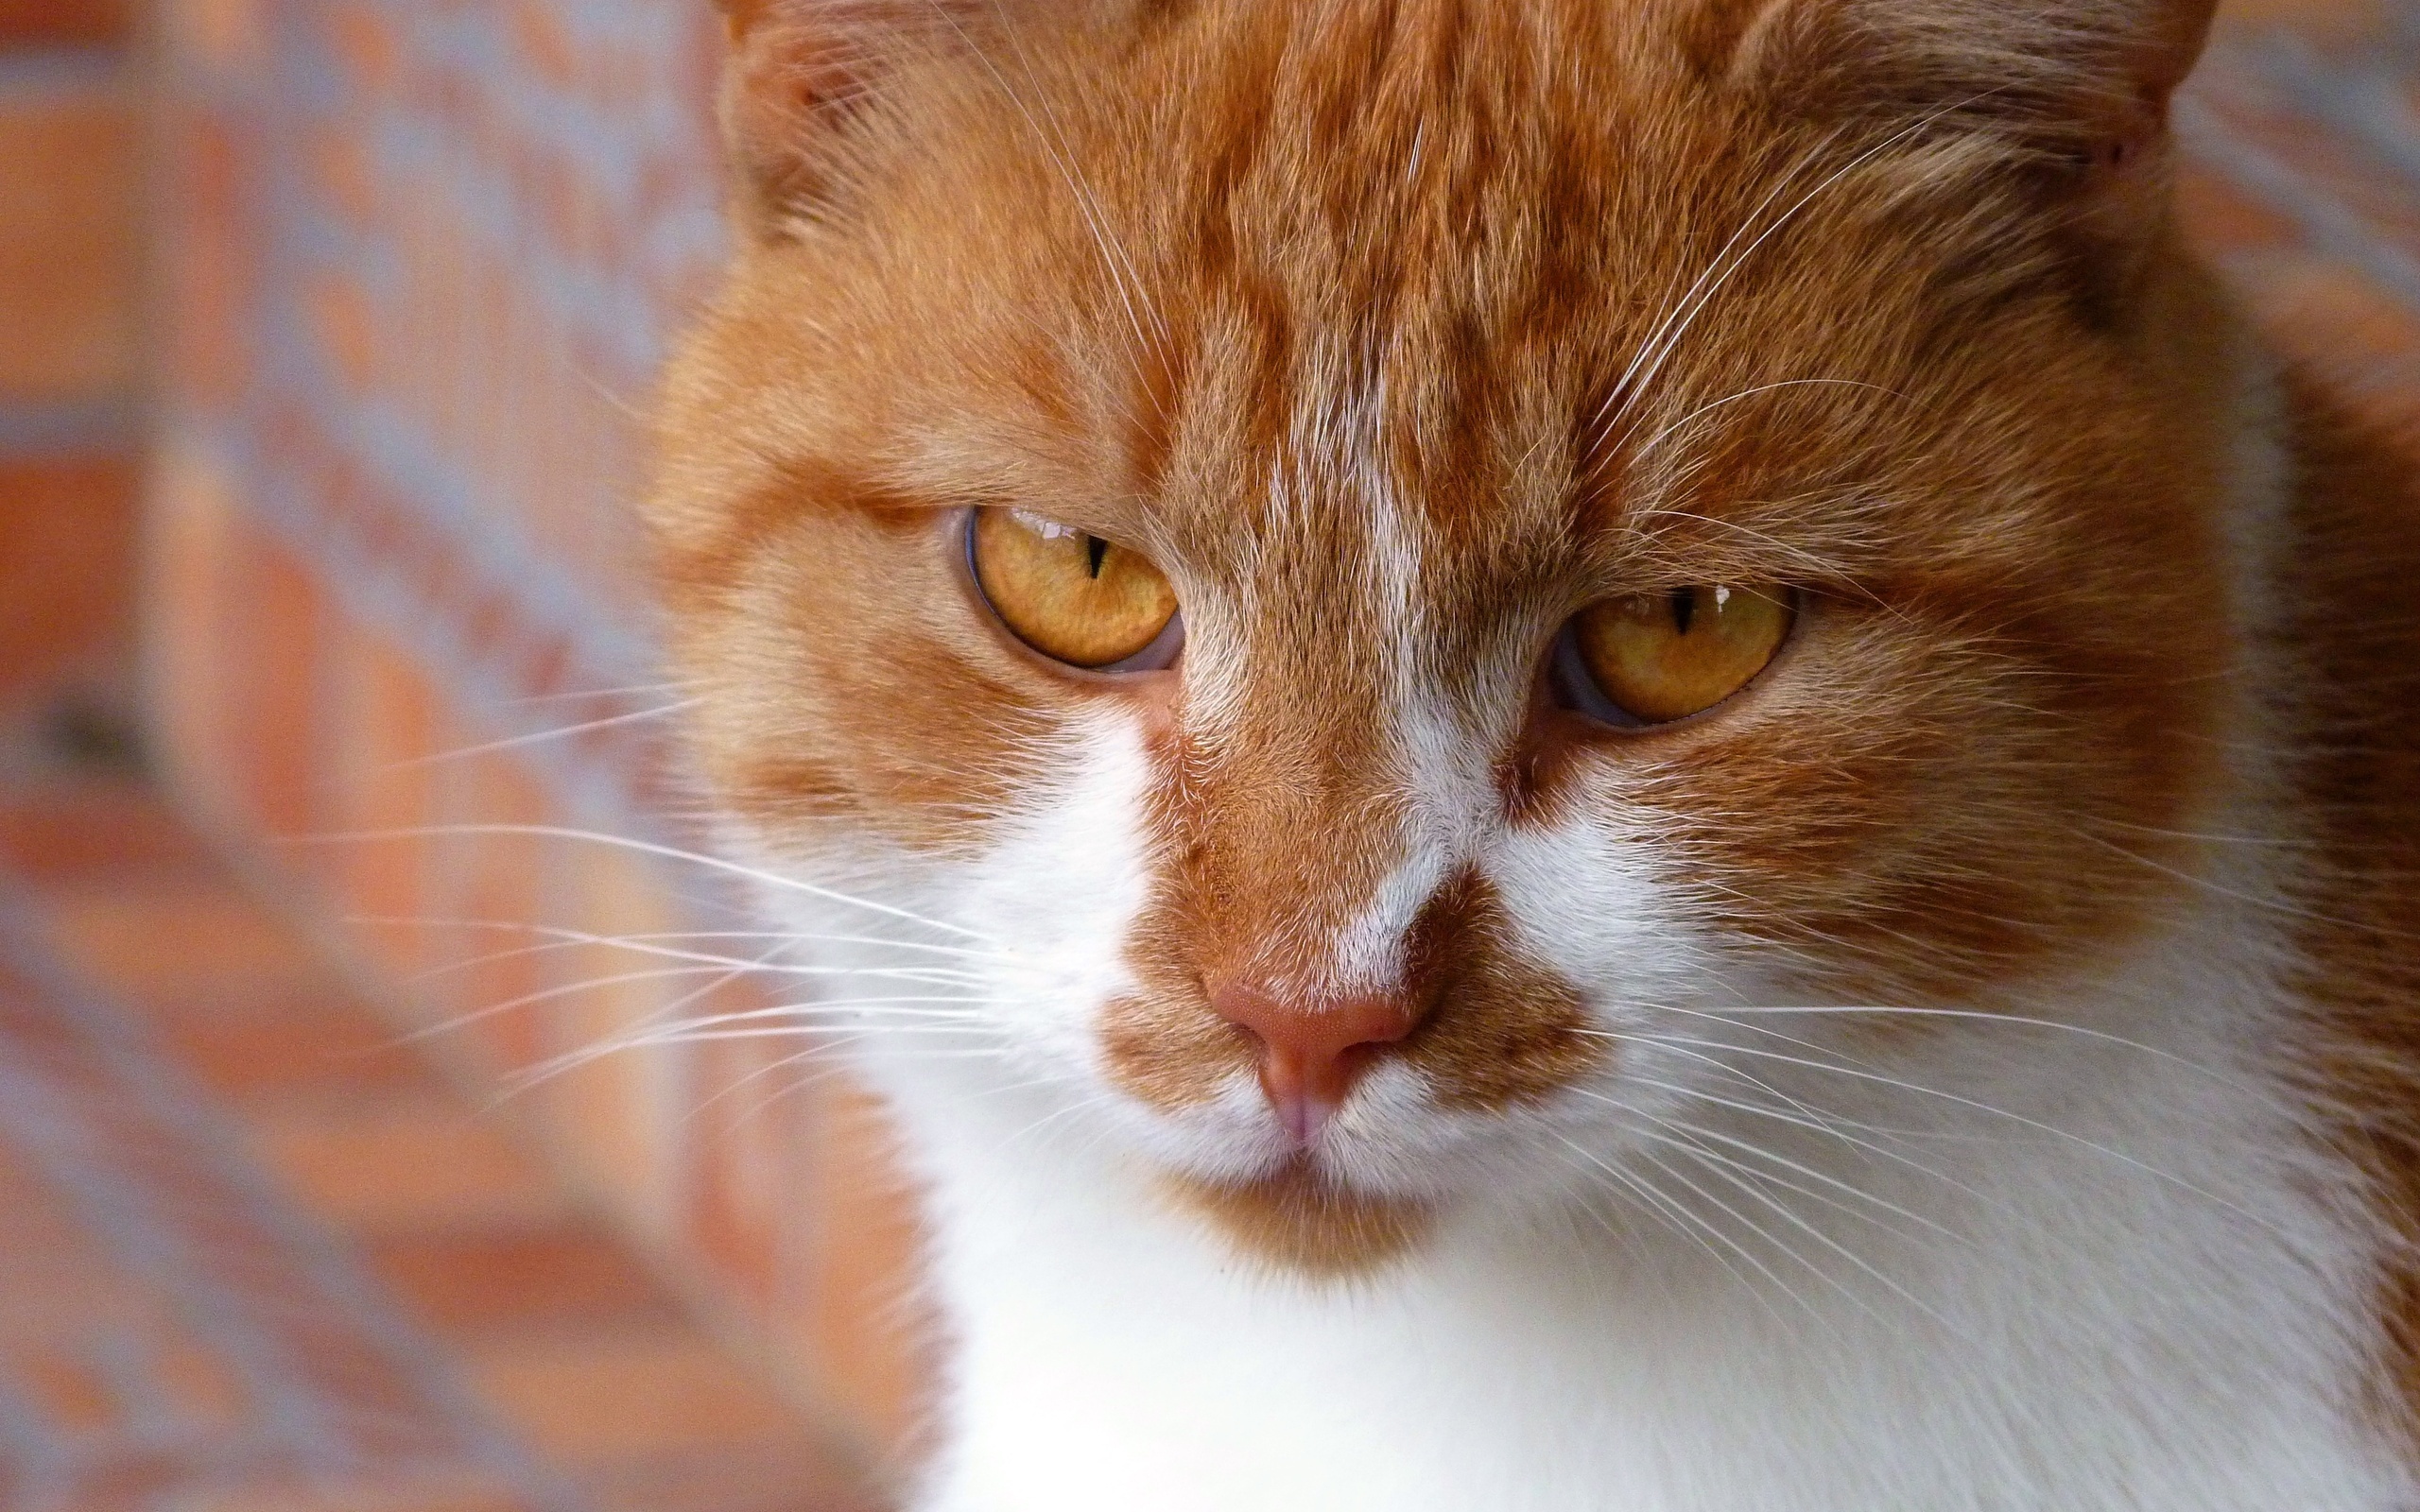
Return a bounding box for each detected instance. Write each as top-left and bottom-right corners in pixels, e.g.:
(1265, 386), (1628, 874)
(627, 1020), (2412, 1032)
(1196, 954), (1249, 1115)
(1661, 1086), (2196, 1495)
(148, 0), (926, 1469)
(137, 0), (2420, 1485)
(2185, 3), (2420, 440)
(1, 1), (140, 751)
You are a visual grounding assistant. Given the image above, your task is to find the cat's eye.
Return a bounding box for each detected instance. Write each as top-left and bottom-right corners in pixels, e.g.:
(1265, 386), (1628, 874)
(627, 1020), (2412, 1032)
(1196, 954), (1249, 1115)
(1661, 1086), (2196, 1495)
(968, 508), (1183, 672)
(1554, 586), (1795, 727)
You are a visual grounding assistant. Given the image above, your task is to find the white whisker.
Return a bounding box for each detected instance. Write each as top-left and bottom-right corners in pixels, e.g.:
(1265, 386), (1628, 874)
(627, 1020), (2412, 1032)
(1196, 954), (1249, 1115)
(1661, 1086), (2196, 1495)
(1643, 1126), (1959, 1338)
(1647, 1035), (2284, 1236)
(1631, 1146), (1842, 1334)
(383, 699), (699, 771)
(352, 914), (1009, 972)
(310, 826), (1001, 941)
(1626, 378), (1910, 470)
(1555, 1134), (1801, 1332)
(1694, 1003), (2287, 1111)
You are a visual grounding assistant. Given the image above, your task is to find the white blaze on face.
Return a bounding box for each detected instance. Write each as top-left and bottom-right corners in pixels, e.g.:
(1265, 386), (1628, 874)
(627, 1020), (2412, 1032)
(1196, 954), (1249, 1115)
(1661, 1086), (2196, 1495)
(1310, 377), (1490, 998)
(1487, 795), (1712, 1014)
(1325, 842), (1453, 992)
(953, 708), (1166, 1058)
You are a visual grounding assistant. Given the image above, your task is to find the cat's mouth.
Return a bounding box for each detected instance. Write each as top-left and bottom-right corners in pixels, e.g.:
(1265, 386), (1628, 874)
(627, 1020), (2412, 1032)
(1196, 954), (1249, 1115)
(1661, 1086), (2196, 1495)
(1159, 1157), (1434, 1277)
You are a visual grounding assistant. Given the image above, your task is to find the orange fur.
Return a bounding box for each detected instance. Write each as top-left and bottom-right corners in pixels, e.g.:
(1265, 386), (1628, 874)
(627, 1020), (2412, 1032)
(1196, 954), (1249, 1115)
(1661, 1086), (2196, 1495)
(650, 7), (2418, 1431)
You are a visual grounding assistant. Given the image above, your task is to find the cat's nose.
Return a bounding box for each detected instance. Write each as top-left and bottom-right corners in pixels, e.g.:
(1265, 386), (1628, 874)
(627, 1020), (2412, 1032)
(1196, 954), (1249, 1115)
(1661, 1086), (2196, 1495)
(1210, 983), (1423, 1147)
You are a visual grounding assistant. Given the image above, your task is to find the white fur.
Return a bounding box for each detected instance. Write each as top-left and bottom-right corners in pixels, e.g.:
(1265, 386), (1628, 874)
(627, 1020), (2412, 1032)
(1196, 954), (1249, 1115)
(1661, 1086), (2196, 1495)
(731, 353), (2414, 1510)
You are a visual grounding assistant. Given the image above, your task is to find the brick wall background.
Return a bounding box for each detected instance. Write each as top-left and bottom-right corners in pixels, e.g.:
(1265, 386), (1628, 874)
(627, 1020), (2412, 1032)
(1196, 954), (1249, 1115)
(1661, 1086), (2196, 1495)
(1, 0), (140, 769)
(107, 0), (2420, 1485)
(147, 0), (925, 1469)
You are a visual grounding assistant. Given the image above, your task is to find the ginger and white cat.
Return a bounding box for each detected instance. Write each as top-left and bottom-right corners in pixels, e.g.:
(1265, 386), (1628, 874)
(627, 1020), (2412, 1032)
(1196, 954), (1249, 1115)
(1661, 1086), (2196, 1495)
(650, 0), (2420, 1505)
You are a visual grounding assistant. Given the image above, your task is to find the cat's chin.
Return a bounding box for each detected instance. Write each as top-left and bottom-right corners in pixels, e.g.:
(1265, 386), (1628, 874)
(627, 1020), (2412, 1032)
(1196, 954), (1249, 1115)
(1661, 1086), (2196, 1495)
(1157, 1158), (1434, 1279)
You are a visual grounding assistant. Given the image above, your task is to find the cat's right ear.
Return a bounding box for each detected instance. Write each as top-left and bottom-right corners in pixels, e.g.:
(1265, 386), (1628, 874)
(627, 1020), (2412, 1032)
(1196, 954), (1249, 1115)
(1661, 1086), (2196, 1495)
(713, 0), (980, 237)
(1714, 0), (2219, 310)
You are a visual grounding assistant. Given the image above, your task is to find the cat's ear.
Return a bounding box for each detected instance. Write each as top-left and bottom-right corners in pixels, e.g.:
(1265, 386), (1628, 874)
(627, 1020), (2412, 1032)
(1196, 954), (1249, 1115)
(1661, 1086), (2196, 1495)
(1727, 0), (2219, 298)
(1728, 0), (2218, 141)
(713, 0), (991, 236)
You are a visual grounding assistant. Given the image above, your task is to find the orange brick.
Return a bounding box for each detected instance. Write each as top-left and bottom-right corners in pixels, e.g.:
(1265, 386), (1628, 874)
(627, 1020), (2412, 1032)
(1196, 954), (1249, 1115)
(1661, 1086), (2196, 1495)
(307, 273), (379, 389)
(0, 455), (138, 709)
(148, 1335), (251, 1435)
(174, 1478), (533, 1512)
(0, 1163), (156, 1347)
(52, 1452), (189, 1509)
(0, 1255), (155, 1349)
(164, 0), (268, 72)
(2176, 164), (2304, 260)
(162, 116), (256, 410)
(309, 127), (381, 229)
(328, 621), (443, 983)
(231, 537), (328, 843)
(247, 1097), (565, 1233)
(18, 1346), (119, 1434)
(510, 0), (579, 88)
(326, 0), (402, 95)
(365, 1225), (681, 1342)
(0, 79), (137, 402)
(2250, 260), (2420, 372)
(579, 1442), (882, 1512)
(154, 996), (435, 1104)
(689, 1032), (792, 1318)
(0, 0), (130, 43)
(463, 1332), (800, 1466)
(0, 782), (215, 884)
(148, 440), (245, 815)
(0, 1143), (83, 1260)
(34, 879), (328, 1007)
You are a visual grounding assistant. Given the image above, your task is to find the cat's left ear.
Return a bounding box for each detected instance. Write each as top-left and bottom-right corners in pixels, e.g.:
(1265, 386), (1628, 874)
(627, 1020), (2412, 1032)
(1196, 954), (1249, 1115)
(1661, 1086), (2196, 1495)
(713, 0), (996, 237)
(1727, 0), (2220, 299)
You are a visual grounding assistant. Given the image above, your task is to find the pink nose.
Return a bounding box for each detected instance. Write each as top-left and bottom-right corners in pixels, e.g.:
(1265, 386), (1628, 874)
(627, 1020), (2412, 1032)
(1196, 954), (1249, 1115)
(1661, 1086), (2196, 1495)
(1211, 983), (1424, 1147)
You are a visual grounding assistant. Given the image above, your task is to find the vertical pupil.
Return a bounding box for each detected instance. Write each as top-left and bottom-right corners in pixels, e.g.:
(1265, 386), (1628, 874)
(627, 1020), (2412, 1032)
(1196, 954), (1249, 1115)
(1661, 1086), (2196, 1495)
(1669, 586), (1696, 636)
(1086, 536), (1109, 578)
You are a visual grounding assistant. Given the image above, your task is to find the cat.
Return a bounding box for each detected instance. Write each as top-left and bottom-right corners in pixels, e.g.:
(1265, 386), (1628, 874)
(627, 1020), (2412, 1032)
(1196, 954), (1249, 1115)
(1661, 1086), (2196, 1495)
(648, 0), (2420, 1506)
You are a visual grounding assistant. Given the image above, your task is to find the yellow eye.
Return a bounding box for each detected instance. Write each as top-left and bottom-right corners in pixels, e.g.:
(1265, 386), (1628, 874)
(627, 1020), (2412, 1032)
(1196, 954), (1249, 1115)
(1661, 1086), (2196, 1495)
(969, 508), (1183, 671)
(1563, 586), (1794, 726)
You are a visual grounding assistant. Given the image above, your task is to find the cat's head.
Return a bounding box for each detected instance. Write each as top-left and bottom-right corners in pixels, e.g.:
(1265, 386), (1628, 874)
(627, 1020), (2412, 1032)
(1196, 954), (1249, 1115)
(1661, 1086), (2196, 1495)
(653, 0), (2237, 1274)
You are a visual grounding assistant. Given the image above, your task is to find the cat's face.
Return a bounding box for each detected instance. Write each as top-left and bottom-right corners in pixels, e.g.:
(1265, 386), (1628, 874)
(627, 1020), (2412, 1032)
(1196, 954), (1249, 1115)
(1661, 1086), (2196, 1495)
(655, 0), (2232, 1272)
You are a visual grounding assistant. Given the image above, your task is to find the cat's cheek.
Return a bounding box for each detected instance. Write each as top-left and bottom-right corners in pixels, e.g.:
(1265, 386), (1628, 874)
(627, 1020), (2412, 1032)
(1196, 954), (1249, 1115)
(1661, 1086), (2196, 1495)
(1486, 800), (1717, 1008)
(1478, 784), (1794, 1110)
